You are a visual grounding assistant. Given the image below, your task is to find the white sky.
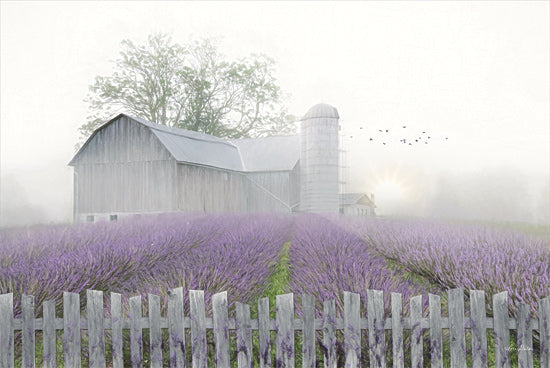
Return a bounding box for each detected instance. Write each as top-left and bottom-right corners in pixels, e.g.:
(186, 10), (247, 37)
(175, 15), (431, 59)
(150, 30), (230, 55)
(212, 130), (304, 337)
(1, 1), (549, 225)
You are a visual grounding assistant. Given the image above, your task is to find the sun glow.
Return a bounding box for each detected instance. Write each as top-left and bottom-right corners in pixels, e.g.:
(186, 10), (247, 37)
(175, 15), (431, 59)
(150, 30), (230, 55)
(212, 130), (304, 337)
(374, 180), (405, 200)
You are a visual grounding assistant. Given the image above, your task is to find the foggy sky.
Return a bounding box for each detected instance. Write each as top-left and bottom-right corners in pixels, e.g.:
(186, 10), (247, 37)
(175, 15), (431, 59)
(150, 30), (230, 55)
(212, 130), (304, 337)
(1, 1), (549, 227)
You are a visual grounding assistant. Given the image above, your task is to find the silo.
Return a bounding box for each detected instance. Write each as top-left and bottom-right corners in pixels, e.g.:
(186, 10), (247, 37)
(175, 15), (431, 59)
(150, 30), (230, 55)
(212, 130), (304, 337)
(300, 103), (340, 213)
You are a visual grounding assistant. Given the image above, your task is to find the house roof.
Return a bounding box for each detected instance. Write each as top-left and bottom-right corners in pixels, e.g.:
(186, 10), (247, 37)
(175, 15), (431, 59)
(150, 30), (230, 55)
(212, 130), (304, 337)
(70, 113), (300, 172)
(340, 193), (376, 207)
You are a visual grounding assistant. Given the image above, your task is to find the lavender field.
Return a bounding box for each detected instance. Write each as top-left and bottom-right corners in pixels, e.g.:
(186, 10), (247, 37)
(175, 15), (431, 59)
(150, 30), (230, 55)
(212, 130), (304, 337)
(0, 212), (548, 366)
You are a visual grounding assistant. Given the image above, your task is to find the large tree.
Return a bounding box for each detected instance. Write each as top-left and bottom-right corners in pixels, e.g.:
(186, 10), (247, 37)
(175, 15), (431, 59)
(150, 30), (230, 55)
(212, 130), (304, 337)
(78, 34), (296, 146)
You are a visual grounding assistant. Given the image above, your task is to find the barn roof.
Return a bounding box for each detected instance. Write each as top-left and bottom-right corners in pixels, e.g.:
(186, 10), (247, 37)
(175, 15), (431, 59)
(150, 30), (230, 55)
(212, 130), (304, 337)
(230, 135), (300, 171)
(70, 113), (300, 172)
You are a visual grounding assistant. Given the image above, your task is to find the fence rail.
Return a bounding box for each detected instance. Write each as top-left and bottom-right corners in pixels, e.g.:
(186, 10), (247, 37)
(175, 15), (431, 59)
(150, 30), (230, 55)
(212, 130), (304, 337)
(0, 288), (549, 367)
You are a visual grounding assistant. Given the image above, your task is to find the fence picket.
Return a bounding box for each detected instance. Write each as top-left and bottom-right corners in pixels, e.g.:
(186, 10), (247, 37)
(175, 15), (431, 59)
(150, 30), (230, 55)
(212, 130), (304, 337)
(258, 297), (272, 368)
(236, 302), (253, 368)
(167, 287), (186, 368)
(493, 291), (511, 368)
(129, 295), (143, 368)
(323, 299), (337, 368)
(42, 300), (56, 368)
(212, 291), (230, 367)
(302, 294), (316, 368)
(539, 296), (550, 368)
(22, 294), (35, 368)
(470, 290), (488, 368)
(87, 290), (106, 368)
(410, 295), (423, 368)
(189, 289), (207, 368)
(344, 291), (361, 367)
(276, 293), (295, 367)
(149, 294), (163, 368)
(428, 294), (442, 368)
(367, 289), (386, 368)
(0, 293), (14, 368)
(110, 292), (123, 368)
(517, 303), (533, 368)
(391, 292), (404, 368)
(449, 288), (466, 368)
(63, 292), (81, 368)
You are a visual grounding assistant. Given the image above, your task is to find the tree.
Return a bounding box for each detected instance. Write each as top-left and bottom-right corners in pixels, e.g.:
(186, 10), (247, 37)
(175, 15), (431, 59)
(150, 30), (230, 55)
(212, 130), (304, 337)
(78, 34), (296, 147)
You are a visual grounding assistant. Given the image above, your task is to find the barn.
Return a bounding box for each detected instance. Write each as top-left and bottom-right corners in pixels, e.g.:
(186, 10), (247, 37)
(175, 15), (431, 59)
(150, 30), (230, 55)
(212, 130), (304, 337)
(69, 103), (376, 222)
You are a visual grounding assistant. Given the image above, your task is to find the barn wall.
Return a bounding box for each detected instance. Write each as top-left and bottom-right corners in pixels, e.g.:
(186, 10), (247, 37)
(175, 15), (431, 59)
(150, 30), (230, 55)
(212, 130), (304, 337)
(73, 116), (177, 217)
(177, 164), (292, 213)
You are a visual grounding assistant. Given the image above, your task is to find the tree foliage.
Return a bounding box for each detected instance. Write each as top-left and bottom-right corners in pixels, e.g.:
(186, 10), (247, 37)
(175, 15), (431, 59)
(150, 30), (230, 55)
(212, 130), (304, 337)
(79, 34), (296, 146)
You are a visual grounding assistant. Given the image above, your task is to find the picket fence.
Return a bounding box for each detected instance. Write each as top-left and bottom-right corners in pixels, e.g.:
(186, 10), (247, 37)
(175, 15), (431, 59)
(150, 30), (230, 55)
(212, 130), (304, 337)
(0, 288), (549, 368)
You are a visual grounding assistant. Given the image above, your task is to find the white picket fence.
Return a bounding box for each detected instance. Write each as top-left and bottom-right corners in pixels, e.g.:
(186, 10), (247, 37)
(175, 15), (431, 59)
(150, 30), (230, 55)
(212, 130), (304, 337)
(0, 288), (548, 367)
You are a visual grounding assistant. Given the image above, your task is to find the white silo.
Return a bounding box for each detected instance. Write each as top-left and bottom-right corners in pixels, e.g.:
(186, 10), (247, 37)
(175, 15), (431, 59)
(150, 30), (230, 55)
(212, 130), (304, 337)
(300, 103), (340, 213)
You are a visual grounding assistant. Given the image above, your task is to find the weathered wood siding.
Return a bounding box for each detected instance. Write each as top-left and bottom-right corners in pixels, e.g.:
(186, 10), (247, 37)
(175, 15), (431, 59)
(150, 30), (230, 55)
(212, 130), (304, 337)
(72, 116), (177, 216)
(177, 165), (295, 213)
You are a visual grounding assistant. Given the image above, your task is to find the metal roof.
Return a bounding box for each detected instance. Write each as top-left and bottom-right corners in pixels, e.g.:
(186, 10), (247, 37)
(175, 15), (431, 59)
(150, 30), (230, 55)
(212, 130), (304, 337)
(229, 135), (300, 171)
(71, 113), (299, 172)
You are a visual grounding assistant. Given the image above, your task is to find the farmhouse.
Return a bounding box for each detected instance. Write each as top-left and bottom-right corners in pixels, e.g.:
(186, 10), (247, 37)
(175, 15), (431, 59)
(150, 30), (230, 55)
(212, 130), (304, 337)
(69, 103), (376, 222)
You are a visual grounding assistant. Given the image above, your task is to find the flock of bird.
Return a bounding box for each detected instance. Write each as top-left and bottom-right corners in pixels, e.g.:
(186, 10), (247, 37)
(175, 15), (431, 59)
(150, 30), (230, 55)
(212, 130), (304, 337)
(347, 125), (449, 146)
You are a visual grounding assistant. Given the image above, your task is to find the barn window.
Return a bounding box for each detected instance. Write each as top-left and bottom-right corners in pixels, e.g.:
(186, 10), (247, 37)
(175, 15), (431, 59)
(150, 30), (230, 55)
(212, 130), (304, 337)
(110, 215), (118, 222)
(86, 215), (94, 223)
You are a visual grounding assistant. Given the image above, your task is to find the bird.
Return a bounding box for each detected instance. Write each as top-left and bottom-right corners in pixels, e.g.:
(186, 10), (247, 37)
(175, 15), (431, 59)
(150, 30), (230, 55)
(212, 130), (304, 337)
(350, 136), (353, 138)
(378, 129), (383, 132)
(408, 143), (412, 145)
(422, 131), (426, 134)
(383, 142), (386, 145)
(445, 137), (448, 140)
(359, 127), (363, 129)
(428, 136), (431, 139)
(369, 138), (373, 141)
(385, 129), (389, 132)
(402, 126), (406, 128)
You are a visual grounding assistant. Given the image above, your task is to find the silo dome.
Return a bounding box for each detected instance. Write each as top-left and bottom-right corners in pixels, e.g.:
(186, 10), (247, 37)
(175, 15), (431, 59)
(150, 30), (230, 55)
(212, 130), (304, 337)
(302, 103), (340, 120)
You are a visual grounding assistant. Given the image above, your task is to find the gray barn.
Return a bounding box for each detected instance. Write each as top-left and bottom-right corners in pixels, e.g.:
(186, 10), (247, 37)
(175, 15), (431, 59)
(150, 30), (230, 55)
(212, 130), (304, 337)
(69, 103), (375, 222)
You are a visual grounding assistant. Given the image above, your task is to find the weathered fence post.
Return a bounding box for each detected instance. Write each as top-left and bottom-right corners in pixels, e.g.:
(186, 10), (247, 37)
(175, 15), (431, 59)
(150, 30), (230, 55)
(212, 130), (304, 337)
(87, 290), (106, 368)
(323, 299), (337, 368)
(276, 293), (295, 367)
(493, 291), (511, 368)
(344, 291), (361, 367)
(42, 300), (57, 368)
(428, 294), (442, 368)
(410, 295), (423, 368)
(129, 295), (143, 368)
(470, 290), (488, 368)
(167, 287), (186, 368)
(539, 296), (550, 368)
(63, 291), (81, 368)
(236, 302), (253, 368)
(212, 291), (230, 367)
(258, 296), (272, 368)
(449, 288), (466, 368)
(149, 293), (163, 368)
(0, 293), (14, 368)
(516, 303), (533, 368)
(301, 294), (316, 368)
(22, 294), (35, 368)
(391, 292), (404, 368)
(189, 289), (207, 368)
(110, 292), (123, 368)
(367, 289), (386, 368)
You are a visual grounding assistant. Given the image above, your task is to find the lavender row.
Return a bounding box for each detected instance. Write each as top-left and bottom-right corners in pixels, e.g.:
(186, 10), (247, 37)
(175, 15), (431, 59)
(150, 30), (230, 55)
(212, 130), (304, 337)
(0, 212), (293, 317)
(334, 216), (550, 314)
(287, 214), (437, 316)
